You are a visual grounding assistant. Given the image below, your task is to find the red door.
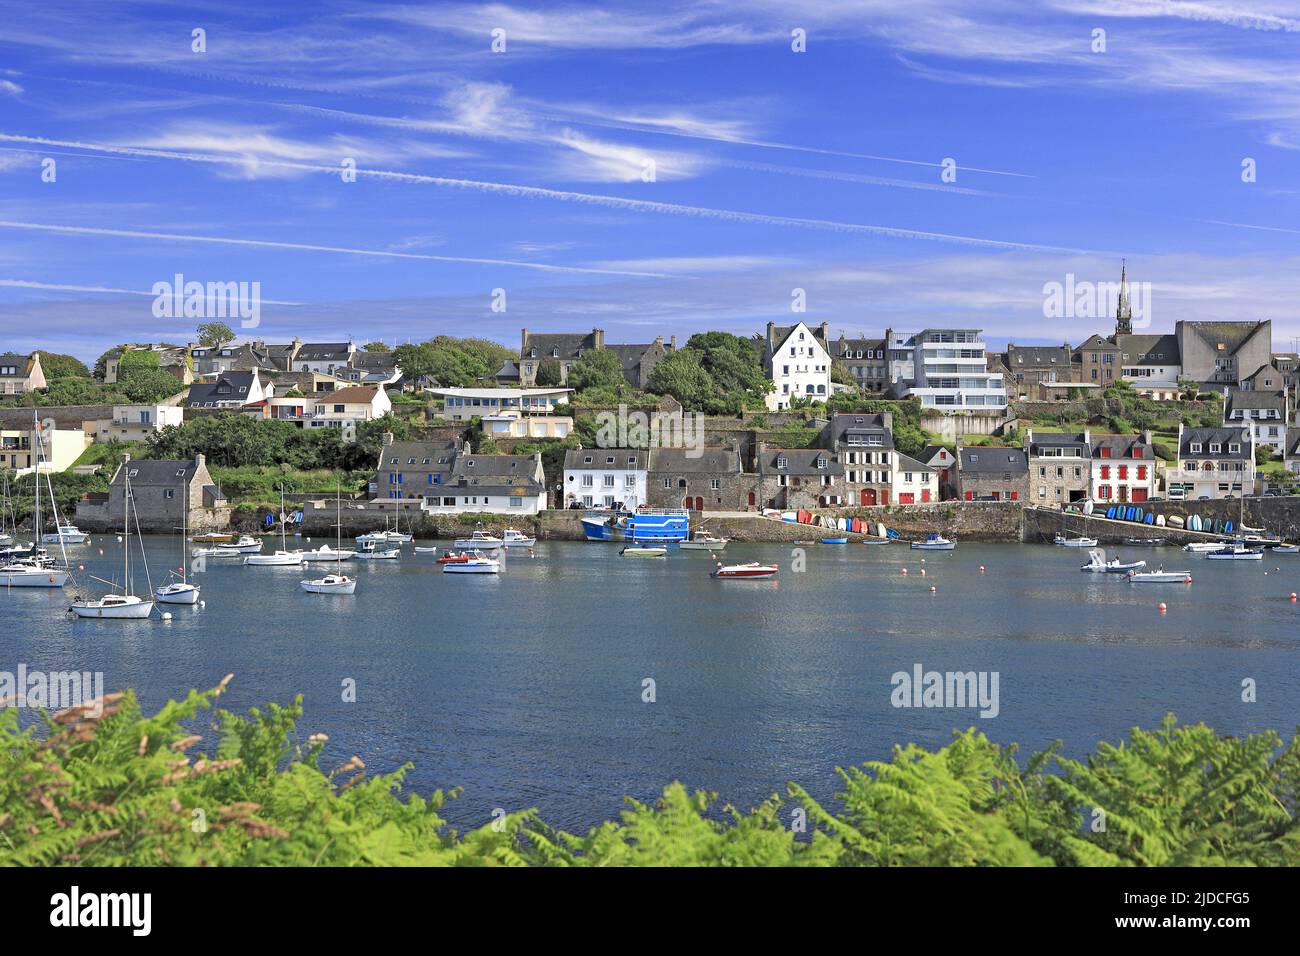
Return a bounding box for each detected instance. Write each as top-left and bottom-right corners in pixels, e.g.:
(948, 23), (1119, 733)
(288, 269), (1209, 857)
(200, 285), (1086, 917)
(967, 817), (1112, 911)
(881, 490), (889, 505)
(1132, 488), (1148, 502)
(964, 491), (974, 501)
(899, 493), (915, 505)
(1010, 491), (1019, 501)
(748, 492), (756, 506)
(694, 496), (704, 512)
(683, 495), (691, 510)
(860, 488), (877, 506)
(921, 490), (931, 503)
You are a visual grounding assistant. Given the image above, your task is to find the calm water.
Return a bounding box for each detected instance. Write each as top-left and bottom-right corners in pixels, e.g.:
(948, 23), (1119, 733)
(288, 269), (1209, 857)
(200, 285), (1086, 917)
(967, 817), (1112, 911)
(6, 535), (1300, 832)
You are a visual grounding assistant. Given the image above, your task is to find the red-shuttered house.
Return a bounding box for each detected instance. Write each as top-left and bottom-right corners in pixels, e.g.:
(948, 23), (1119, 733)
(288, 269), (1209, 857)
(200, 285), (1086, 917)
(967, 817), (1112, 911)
(955, 446), (1029, 501)
(1089, 431), (1157, 503)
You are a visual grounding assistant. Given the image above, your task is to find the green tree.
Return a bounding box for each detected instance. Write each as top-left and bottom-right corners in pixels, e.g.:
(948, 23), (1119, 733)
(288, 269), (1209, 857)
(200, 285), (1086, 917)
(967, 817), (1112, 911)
(646, 349), (715, 409)
(566, 348), (627, 395)
(535, 357), (563, 387)
(362, 341), (391, 352)
(196, 322), (236, 348)
(119, 367), (187, 404)
(36, 353), (90, 381)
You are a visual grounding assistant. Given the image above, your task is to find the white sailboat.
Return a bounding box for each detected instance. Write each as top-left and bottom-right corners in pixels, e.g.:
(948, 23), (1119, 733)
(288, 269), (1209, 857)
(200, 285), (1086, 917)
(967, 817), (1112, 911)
(1, 420), (72, 589)
(245, 485), (303, 566)
(70, 456), (154, 619)
(155, 477), (200, 605)
(302, 485), (357, 594)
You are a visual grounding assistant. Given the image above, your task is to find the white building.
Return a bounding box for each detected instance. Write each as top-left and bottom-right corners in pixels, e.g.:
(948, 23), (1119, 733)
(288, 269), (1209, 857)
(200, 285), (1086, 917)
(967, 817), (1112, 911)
(1089, 432), (1158, 504)
(1223, 387), (1289, 456)
(421, 452), (548, 515)
(885, 328), (1007, 412)
(890, 453), (938, 504)
(761, 321), (832, 410)
(1174, 425), (1254, 500)
(562, 448), (647, 510)
(430, 386), (573, 422)
(95, 403), (185, 442)
(482, 415), (572, 440)
(308, 385), (392, 431)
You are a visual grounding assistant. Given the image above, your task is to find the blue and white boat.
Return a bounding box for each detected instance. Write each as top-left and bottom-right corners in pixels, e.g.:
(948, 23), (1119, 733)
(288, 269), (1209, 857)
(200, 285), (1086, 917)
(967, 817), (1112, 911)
(581, 509), (690, 542)
(910, 533), (955, 551)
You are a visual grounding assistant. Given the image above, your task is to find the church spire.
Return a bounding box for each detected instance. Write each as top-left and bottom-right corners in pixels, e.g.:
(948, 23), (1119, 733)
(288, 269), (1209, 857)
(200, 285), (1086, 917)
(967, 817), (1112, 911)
(1115, 259), (1132, 336)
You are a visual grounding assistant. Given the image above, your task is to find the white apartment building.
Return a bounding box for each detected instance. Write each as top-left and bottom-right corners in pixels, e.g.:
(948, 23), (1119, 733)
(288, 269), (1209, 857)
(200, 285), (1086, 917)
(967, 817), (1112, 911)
(562, 448), (647, 510)
(886, 328), (1007, 412)
(95, 403), (185, 442)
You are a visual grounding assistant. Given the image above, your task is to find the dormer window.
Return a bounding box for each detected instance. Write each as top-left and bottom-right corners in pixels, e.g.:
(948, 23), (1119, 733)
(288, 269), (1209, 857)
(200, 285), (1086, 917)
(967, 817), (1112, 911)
(551, 348), (559, 358)
(1229, 443), (1240, 454)
(816, 457), (827, 469)
(1210, 443), (1221, 454)
(776, 455), (788, 469)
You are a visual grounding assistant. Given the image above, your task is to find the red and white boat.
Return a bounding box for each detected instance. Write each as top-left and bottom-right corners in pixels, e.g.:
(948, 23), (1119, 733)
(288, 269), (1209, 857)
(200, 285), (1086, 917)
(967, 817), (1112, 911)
(436, 551), (471, 564)
(710, 561), (778, 579)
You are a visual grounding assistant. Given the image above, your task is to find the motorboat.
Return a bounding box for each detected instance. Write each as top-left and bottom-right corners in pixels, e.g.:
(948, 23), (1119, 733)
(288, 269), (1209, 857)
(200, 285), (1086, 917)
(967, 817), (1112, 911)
(1183, 541), (1229, 553)
(501, 528), (536, 548)
(1271, 544), (1298, 554)
(1054, 533), (1098, 548)
(435, 550), (472, 564)
(711, 561), (779, 579)
(228, 535), (264, 553)
(190, 532), (233, 544)
(0, 561), (70, 588)
(41, 525), (89, 544)
(355, 541), (400, 560)
(1127, 566), (1192, 583)
(356, 529), (412, 545)
(303, 546), (357, 561)
(245, 486), (304, 566)
(1205, 543), (1264, 560)
(194, 545), (248, 558)
(1080, 549), (1145, 573)
(452, 530), (504, 550)
(300, 573), (357, 594)
(443, 551), (500, 574)
(910, 533), (955, 551)
(621, 546), (667, 557)
(678, 533), (729, 551)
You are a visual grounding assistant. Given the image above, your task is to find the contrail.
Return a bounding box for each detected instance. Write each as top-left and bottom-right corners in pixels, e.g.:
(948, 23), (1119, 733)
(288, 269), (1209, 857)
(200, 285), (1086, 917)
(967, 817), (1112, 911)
(0, 217), (679, 279)
(0, 133), (1087, 253)
(0, 278), (302, 303)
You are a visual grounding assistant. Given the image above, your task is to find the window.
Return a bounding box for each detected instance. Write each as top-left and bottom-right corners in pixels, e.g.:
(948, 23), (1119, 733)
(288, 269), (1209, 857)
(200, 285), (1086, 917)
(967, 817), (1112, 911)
(776, 455), (788, 469)
(1190, 443), (1202, 453)
(710, 479), (721, 490)
(663, 478), (671, 488)
(509, 497), (523, 508)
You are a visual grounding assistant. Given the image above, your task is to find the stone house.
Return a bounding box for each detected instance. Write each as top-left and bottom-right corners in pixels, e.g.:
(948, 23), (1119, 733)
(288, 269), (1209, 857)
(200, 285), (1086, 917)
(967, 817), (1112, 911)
(373, 434), (461, 499)
(756, 445), (846, 509)
(821, 412), (894, 506)
(75, 454), (229, 532)
(646, 446), (747, 512)
(1024, 429), (1092, 505)
(955, 446), (1029, 501)
(832, 336), (888, 394)
(518, 328), (675, 388)
(1003, 344), (1076, 401)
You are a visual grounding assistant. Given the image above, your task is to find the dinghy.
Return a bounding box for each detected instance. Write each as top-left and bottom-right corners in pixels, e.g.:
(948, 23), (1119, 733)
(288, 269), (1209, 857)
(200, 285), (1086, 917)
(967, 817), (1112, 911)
(1080, 549), (1145, 573)
(1127, 566), (1192, 583)
(620, 546), (667, 557)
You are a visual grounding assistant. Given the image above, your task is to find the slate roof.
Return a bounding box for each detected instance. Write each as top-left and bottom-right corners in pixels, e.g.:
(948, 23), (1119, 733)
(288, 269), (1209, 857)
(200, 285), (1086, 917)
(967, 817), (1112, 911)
(958, 448), (1028, 474)
(1090, 433), (1152, 459)
(1225, 390), (1286, 413)
(1006, 344), (1073, 367)
(296, 342), (353, 362)
(1117, 333), (1180, 365)
(564, 449), (646, 470)
(919, 445), (955, 467)
(1028, 432), (1090, 456)
(113, 458), (208, 488)
(1182, 321), (1268, 356)
(186, 371), (258, 405)
(825, 412), (894, 450)
(1179, 427), (1252, 459)
(521, 332), (598, 361)
(448, 454), (543, 494)
(0, 353), (32, 378)
(649, 447), (742, 475)
(1286, 427), (1300, 459)
(894, 453), (935, 474)
(762, 447), (845, 477)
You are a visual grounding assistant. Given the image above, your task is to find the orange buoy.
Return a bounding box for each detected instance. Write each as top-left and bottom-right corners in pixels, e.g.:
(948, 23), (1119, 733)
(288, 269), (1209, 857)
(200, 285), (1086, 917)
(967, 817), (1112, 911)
(979, 565), (985, 572)
(929, 586), (936, 593)
(1158, 602), (1167, 613)
(1291, 593), (1297, 602)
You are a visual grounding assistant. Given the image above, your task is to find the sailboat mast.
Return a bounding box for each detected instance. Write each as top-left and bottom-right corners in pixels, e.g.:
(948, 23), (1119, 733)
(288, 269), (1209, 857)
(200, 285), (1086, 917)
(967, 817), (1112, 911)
(181, 475), (188, 584)
(123, 460), (130, 593)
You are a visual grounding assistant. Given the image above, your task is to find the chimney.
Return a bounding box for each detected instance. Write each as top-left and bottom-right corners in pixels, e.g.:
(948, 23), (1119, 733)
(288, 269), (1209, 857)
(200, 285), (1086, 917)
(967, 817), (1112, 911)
(819, 322), (829, 344)
(520, 328), (529, 353)
(654, 335), (664, 348)
(766, 321), (775, 349)
(594, 328), (605, 350)
(195, 453), (205, 470)
(382, 431), (394, 446)
(670, 335), (677, 350)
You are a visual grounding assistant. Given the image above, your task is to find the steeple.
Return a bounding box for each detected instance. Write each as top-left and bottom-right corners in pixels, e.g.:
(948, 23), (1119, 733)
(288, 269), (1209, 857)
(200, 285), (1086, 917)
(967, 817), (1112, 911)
(1115, 260), (1132, 336)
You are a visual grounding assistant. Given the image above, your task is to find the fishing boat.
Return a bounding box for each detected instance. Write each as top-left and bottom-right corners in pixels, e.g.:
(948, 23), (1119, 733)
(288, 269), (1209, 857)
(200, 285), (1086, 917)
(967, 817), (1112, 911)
(155, 479), (200, 605)
(453, 529), (504, 550)
(41, 524), (89, 544)
(581, 509), (689, 543)
(244, 486), (304, 566)
(910, 533), (955, 551)
(355, 540), (400, 560)
(1123, 537), (1165, 547)
(501, 528), (536, 548)
(1205, 543), (1264, 560)
(1127, 566), (1192, 583)
(70, 458), (154, 619)
(442, 550), (500, 574)
(1054, 533), (1098, 548)
(621, 545), (667, 557)
(710, 561), (779, 579)
(1183, 541), (1228, 553)
(678, 533), (729, 551)
(1080, 549), (1145, 573)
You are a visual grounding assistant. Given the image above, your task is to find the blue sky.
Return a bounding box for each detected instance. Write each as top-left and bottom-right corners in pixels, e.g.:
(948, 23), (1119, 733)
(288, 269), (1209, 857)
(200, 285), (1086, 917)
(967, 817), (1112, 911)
(3, 0), (1300, 363)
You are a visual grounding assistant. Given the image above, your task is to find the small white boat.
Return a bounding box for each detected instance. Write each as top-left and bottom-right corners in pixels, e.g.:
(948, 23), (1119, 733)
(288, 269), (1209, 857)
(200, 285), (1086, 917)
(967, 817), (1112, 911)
(860, 536), (892, 545)
(355, 543), (400, 560)
(453, 530), (504, 550)
(711, 561), (778, 578)
(1205, 543), (1264, 560)
(1080, 549), (1145, 574)
(1054, 533), (1098, 548)
(678, 534), (728, 551)
(303, 546), (357, 561)
(414, 546), (440, 554)
(621, 546), (667, 557)
(69, 592), (154, 619)
(1127, 567), (1192, 583)
(154, 580), (200, 605)
(301, 573), (357, 594)
(1271, 544), (1298, 554)
(1183, 541), (1228, 553)
(193, 545), (247, 558)
(42, 525), (89, 544)
(228, 535), (264, 553)
(910, 533), (955, 551)
(443, 551), (500, 574)
(244, 550), (303, 566)
(190, 532), (233, 544)
(501, 528), (536, 548)
(0, 562), (70, 588)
